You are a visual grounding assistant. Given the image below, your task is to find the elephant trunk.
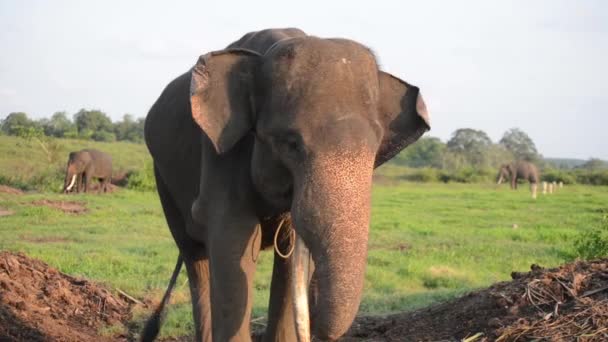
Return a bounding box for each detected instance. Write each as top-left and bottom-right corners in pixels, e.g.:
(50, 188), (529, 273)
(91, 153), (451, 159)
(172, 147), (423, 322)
(291, 151), (374, 340)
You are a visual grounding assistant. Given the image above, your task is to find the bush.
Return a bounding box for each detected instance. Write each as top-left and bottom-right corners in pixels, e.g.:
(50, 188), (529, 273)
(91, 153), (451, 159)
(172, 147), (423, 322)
(542, 169), (576, 184)
(126, 161), (156, 191)
(400, 168), (440, 182)
(574, 215), (608, 259)
(91, 130), (116, 142)
(575, 170), (608, 186)
(438, 167), (495, 183)
(0, 166), (64, 192)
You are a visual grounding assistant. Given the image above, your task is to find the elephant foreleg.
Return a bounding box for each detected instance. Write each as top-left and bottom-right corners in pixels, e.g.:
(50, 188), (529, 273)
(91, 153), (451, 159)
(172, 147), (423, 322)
(208, 215), (261, 342)
(184, 252), (212, 342)
(530, 182), (537, 199)
(264, 219), (298, 342)
(76, 173), (83, 193)
(83, 172), (92, 193)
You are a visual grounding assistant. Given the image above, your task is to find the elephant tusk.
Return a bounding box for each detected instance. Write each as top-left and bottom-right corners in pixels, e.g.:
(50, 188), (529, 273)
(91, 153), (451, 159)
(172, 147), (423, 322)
(291, 234), (311, 342)
(497, 176), (503, 185)
(66, 175), (77, 191)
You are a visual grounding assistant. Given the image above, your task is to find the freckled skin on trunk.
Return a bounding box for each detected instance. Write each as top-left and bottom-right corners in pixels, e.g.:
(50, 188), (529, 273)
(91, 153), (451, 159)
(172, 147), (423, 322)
(291, 151), (375, 340)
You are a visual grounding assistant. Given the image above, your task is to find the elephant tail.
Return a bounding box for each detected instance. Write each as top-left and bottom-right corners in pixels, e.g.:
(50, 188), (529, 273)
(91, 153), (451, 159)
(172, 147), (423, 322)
(141, 253), (183, 342)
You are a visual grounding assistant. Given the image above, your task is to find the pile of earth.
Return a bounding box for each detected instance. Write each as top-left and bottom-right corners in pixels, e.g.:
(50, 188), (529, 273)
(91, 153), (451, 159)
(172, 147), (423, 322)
(0, 185), (23, 195)
(0, 251), (133, 341)
(31, 199), (88, 214)
(1, 251), (606, 341)
(342, 258), (608, 341)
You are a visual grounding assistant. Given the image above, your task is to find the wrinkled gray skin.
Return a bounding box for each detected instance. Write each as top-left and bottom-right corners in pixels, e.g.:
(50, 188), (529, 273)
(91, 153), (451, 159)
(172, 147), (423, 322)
(143, 28), (430, 341)
(497, 161), (539, 189)
(62, 149), (112, 194)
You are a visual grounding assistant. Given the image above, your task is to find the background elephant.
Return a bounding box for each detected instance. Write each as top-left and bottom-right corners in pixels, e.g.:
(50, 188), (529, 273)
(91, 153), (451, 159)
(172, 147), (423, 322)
(143, 28), (430, 341)
(497, 160), (539, 198)
(62, 149), (112, 193)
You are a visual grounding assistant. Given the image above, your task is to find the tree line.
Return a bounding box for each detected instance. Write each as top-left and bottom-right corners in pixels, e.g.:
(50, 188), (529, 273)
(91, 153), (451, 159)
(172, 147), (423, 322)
(392, 128), (541, 170)
(388, 128), (607, 185)
(0, 110), (144, 142)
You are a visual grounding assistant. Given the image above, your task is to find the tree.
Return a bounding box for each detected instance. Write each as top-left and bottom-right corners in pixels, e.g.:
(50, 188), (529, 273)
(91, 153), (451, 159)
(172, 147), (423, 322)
(73, 109), (113, 136)
(393, 136), (446, 168)
(42, 111), (76, 137)
(1, 112), (37, 135)
(113, 114), (145, 142)
(447, 128), (492, 153)
(446, 128), (493, 168)
(499, 128), (540, 162)
(579, 158), (607, 171)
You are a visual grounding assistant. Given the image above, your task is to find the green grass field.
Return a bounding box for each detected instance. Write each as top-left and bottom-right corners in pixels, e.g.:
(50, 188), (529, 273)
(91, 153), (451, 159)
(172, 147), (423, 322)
(0, 135), (150, 191)
(1, 180), (606, 338)
(1, 134), (606, 337)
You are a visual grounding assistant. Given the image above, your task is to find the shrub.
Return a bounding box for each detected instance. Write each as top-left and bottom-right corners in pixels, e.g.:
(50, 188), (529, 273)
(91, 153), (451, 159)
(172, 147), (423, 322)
(126, 161), (156, 191)
(91, 130), (116, 142)
(439, 167), (495, 183)
(400, 168), (440, 182)
(0, 166), (64, 192)
(575, 170), (608, 186)
(542, 169), (576, 184)
(574, 215), (608, 260)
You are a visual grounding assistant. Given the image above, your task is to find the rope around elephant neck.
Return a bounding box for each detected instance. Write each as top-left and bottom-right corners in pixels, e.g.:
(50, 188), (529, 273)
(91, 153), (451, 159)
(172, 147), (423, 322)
(274, 218), (295, 259)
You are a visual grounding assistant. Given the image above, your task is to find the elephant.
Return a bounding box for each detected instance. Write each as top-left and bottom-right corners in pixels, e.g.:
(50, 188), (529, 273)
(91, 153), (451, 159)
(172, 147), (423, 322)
(62, 149), (112, 193)
(142, 28), (430, 342)
(496, 160), (539, 198)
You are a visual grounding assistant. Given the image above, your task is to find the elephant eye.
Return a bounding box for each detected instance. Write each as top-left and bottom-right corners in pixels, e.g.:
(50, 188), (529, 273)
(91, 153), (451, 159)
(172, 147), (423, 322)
(272, 132), (305, 157)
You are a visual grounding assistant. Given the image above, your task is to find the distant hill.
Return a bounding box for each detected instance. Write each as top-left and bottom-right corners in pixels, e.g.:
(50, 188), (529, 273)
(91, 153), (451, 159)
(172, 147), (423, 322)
(544, 158), (589, 169)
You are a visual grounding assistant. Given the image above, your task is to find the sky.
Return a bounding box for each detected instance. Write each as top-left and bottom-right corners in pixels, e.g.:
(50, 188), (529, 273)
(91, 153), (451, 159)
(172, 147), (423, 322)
(1, 0), (606, 159)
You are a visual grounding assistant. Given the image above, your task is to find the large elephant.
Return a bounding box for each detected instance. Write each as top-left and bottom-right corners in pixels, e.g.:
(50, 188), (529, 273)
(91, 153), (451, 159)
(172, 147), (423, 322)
(143, 28), (430, 341)
(62, 149), (112, 193)
(497, 160), (539, 198)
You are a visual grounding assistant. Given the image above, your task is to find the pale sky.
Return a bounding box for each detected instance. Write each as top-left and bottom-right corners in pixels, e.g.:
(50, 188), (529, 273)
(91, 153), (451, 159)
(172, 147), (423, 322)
(1, 0), (606, 159)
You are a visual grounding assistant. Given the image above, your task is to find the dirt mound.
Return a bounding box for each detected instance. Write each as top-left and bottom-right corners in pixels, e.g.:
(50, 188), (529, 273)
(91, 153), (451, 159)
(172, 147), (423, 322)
(0, 208), (14, 217)
(32, 199), (87, 214)
(0, 185), (23, 195)
(2, 251), (605, 342)
(111, 171), (130, 187)
(342, 259), (608, 341)
(0, 251), (133, 341)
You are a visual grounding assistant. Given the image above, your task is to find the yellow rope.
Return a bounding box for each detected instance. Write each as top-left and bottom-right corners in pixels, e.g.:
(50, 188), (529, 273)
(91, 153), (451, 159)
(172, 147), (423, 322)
(273, 218), (295, 258)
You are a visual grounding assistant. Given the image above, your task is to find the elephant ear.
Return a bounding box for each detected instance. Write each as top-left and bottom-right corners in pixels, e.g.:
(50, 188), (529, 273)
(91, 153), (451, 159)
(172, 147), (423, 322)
(190, 49), (261, 154)
(374, 71), (430, 168)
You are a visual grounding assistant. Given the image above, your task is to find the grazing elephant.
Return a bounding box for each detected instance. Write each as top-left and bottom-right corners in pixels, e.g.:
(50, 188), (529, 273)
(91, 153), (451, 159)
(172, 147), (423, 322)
(62, 149), (112, 193)
(497, 161), (539, 198)
(143, 28), (430, 341)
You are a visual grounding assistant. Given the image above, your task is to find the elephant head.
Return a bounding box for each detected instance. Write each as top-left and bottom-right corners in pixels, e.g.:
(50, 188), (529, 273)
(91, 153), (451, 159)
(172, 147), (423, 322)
(496, 164), (512, 184)
(63, 151), (91, 193)
(189, 37), (429, 340)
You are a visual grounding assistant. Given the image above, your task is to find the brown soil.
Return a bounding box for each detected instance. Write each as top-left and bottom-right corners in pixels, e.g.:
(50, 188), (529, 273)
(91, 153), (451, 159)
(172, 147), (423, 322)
(31, 199), (87, 214)
(87, 183), (120, 193)
(0, 251), (133, 342)
(0, 208), (14, 217)
(111, 172), (130, 187)
(341, 259), (608, 341)
(0, 185), (23, 195)
(1, 251), (606, 342)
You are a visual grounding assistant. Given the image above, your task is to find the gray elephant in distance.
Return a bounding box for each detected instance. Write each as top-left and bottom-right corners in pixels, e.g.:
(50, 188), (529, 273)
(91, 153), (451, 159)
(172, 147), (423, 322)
(62, 149), (112, 194)
(143, 28), (430, 342)
(497, 160), (540, 198)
